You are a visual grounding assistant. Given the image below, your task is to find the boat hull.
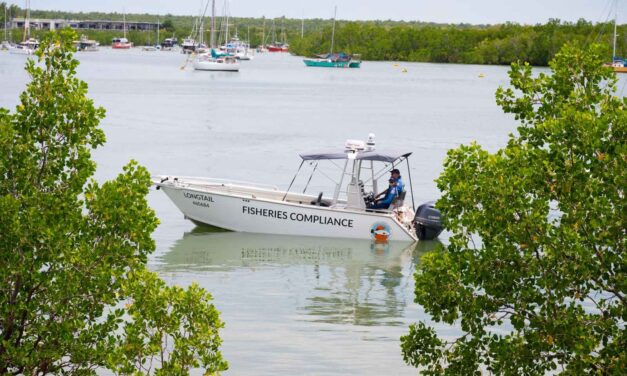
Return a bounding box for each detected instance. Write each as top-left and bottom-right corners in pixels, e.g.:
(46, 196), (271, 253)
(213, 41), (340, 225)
(157, 183), (416, 242)
(193, 60), (240, 71)
(268, 46), (288, 52)
(303, 59), (361, 68)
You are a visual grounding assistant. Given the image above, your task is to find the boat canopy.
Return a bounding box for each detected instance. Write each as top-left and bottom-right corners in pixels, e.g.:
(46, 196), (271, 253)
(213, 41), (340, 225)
(299, 150), (412, 163)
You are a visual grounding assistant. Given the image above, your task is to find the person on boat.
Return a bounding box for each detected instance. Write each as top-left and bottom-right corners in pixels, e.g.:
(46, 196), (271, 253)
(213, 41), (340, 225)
(368, 179), (398, 210)
(374, 169), (405, 201)
(390, 169), (405, 194)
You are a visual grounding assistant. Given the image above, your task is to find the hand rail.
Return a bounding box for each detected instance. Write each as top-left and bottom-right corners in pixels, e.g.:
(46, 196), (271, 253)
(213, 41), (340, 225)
(158, 176), (279, 191)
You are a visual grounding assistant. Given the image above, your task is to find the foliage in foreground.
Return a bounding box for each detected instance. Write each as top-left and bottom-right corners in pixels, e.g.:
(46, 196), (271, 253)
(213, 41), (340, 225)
(401, 44), (626, 374)
(0, 29), (227, 375)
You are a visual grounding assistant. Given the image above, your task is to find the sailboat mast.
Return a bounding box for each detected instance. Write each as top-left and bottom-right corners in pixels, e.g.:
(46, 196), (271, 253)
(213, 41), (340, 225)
(4, 5), (7, 42)
(301, 11), (304, 38)
(123, 12), (127, 39)
(225, 1), (229, 45)
(612, 0), (618, 60)
(330, 6), (337, 55)
(210, 0), (216, 48)
(262, 18), (265, 46)
(25, 0), (30, 41)
(156, 18), (160, 45)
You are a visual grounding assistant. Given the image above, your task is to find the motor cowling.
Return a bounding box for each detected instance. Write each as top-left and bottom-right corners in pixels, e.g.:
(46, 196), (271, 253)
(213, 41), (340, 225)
(414, 201), (443, 240)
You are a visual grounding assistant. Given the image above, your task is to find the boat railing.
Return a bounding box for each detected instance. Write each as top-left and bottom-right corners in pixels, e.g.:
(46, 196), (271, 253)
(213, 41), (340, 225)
(166, 176), (279, 191)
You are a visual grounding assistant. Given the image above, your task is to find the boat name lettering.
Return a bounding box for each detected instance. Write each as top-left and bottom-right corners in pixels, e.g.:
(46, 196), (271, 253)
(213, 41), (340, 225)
(242, 206), (354, 228)
(183, 192), (215, 202)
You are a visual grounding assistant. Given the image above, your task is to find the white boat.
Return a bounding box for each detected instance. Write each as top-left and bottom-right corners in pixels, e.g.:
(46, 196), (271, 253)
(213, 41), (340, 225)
(193, 52), (240, 71)
(220, 36), (254, 60)
(75, 35), (99, 51)
(2, 5), (11, 50)
(141, 18), (161, 52)
(192, 1), (240, 71)
(9, 1), (38, 55)
(154, 135), (443, 243)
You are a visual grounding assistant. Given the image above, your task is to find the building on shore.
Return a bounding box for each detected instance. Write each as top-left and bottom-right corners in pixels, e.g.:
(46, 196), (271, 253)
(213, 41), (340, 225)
(9, 18), (159, 31)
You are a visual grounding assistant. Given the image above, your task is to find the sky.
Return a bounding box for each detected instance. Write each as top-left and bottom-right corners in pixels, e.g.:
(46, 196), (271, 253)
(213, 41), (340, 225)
(7, 0), (625, 25)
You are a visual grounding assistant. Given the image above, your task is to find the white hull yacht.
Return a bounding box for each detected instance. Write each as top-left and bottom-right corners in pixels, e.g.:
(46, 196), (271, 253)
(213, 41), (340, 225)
(193, 52), (240, 71)
(155, 135), (443, 243)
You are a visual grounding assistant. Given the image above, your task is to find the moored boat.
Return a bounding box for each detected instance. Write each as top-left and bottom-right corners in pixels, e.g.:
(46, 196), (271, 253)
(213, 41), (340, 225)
(112, 12), (132, 49)
(607, 0), (627, 73)
(154, 134), (443, 242)
(267, 43), (289, 52)
(304, 53), (361, 68)
(192, 1), (239, 71)
(9, 2), (38, 55)
(9, 38), (38, 55)
(75, 35), (99, 51)
(161, 37), (177, 50)
(111, 37), (132, 49)
(303, 7), (361, 68)
(193, 51), (240, 71)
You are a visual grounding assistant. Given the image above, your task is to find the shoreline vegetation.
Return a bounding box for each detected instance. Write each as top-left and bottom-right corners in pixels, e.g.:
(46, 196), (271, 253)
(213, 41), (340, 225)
(1, 4), (626, 66)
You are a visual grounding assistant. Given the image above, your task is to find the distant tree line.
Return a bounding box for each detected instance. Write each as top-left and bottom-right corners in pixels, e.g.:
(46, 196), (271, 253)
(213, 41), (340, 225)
(2, 2), (625, 65)
(291, 19), (627, 66)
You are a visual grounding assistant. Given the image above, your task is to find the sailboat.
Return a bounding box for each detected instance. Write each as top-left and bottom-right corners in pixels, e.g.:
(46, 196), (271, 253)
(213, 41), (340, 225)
(267, 19), (289, 52)
(142, 18), (160, 51)
(193, 0), (240, 72)
(10, 0), (39, 55)
(303, 7), (361, 68)
(112, 12), (133, 49)
(1, 4), (12, 50)
(256, 18), (269, 53)
(608, 0), (627, 73)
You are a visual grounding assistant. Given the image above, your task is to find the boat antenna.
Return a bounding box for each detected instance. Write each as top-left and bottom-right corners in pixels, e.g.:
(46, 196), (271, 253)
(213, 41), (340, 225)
(330, 6), (337, 55)
(123, 10), (126, 39)
(301, 10), (304, 38)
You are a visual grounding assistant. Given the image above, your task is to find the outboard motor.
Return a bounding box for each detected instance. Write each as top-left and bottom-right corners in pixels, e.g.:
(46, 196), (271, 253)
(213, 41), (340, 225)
(414, 201), (443, 240)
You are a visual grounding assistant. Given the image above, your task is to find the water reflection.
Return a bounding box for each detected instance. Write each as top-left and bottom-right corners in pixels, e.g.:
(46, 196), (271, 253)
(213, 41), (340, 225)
(158, 227), (441, 327)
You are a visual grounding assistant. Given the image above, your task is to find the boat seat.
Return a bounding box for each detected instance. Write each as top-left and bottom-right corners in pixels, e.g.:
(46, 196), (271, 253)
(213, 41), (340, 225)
(311, 192), (331, 207)
(389, 191), (406, 211)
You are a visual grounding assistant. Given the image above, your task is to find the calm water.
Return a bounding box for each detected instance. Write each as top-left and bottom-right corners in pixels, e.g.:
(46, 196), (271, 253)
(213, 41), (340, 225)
(0, 48), (567, 374)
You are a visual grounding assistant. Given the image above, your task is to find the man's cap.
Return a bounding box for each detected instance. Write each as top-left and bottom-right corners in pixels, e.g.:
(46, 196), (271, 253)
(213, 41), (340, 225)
(391, 169), (400, 174)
